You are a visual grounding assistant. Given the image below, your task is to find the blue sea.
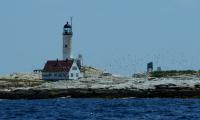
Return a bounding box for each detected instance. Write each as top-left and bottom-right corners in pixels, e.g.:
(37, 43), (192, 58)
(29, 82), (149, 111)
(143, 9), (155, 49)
(0, 98), (200, 120)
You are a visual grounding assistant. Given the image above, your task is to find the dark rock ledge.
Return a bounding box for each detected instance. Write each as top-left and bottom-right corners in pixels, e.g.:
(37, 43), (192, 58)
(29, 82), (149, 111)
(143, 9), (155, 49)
(1, 87), (200, 99)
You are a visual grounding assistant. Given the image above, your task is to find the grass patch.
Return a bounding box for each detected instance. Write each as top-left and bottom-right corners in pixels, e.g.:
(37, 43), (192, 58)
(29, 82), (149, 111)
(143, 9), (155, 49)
(150, 70), (200, 78)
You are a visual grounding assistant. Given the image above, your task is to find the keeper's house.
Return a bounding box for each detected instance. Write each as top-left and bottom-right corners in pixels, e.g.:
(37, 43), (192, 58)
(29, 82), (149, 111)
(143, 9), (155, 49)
(42, 59), (82, 80)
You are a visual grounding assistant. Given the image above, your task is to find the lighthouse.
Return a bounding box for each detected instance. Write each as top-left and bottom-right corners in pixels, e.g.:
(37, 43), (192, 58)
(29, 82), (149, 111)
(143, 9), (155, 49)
(42, 19), (83, 80)
(63, 20), (73, 60)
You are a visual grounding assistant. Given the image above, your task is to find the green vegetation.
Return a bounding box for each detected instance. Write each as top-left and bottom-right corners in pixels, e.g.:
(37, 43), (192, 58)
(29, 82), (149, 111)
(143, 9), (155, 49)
(150, 70), (200, 78)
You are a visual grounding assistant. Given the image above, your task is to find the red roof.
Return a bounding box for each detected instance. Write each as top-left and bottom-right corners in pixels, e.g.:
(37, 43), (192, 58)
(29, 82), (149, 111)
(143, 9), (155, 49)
(43, 59), (74, 72)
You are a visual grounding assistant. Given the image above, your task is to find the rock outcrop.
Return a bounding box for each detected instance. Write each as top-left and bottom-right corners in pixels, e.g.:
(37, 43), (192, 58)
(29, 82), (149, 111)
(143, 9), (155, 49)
(1, 71), (200, 99)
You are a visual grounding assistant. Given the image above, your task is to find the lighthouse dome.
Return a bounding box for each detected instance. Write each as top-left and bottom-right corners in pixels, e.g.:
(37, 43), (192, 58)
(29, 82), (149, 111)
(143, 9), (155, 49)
(64, 22), (72, 28)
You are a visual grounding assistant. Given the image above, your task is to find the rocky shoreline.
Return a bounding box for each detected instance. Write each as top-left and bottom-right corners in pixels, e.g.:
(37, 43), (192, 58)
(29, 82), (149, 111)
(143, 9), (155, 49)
(1, 72), (200, 99)
(1, 87), (200, 99)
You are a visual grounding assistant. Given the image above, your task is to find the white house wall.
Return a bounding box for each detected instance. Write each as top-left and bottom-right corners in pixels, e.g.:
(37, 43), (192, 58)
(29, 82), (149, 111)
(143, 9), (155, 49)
(69, 61), (82, 80)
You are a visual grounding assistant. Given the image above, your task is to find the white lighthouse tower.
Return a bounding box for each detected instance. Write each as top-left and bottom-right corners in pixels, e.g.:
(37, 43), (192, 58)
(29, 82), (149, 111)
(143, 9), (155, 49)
(63, 19), (73, 60)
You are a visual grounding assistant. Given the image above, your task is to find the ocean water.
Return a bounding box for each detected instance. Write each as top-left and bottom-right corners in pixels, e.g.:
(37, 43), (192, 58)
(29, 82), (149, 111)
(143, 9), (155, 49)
(0, 98), (200, 120)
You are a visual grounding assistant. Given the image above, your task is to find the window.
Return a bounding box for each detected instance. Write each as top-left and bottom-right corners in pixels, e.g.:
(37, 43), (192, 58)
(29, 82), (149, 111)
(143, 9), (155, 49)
(76, 73), (79, 77)
(43, 74), (49, 77)
(58, 74), (62, 77)
(71, 73), (73, 77)
(72, 66), (77, 70)
(65, 44), (68, 48)
(63, 73), (66, 77)
(54, 73), (57, 77)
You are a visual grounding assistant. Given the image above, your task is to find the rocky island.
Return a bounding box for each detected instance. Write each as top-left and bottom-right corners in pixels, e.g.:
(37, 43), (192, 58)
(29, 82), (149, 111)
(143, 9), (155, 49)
(0, 66), (200, 99)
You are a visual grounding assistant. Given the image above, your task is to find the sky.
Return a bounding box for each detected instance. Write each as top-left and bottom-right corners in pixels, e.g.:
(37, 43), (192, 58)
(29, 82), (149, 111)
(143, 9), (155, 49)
(0, 0), (200, 75)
